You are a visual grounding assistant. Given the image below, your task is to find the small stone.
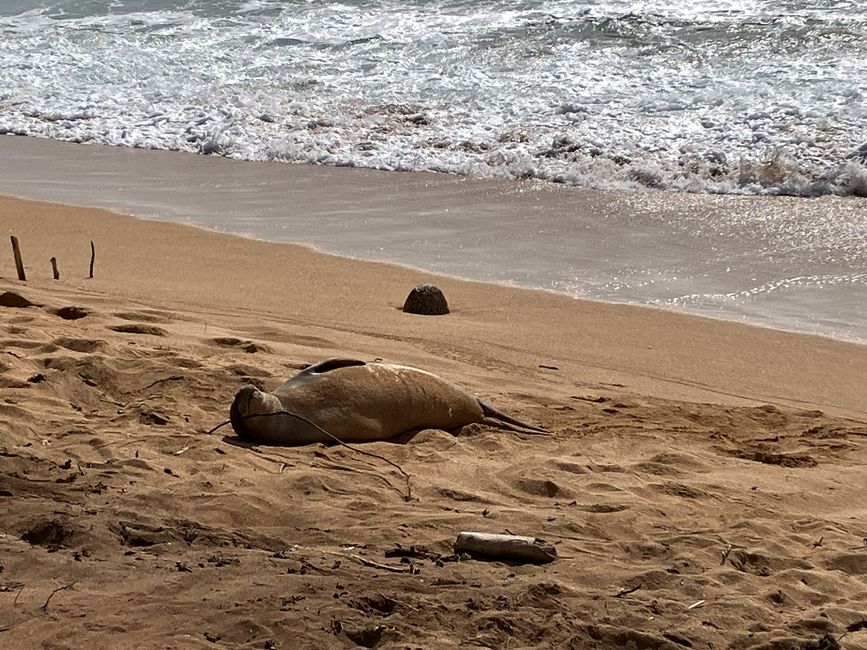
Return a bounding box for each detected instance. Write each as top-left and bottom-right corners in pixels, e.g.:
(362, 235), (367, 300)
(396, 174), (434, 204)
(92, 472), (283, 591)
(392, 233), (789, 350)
(402, 284), (449, 315)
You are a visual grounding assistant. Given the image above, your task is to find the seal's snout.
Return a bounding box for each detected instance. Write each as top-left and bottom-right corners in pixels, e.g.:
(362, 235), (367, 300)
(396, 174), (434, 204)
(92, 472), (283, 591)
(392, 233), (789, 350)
(229, 384), (262, 438)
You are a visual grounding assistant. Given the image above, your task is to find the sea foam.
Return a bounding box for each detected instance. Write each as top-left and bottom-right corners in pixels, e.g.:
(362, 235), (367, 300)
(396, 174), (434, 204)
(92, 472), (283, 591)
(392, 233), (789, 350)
(1, 0), (866, 196)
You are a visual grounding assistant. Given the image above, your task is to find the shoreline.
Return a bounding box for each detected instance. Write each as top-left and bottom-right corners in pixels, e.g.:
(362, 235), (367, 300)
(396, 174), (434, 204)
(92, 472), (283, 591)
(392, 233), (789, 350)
(3, 187), (861, 358)
(1, 136), (865, 344)
(2, 193), (865, 419)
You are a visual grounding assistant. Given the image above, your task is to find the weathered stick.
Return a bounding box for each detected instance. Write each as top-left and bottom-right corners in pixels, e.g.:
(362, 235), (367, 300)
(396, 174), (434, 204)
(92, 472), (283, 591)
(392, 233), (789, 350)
(351, 554), (409, 573)
(40, 582), (76, 613)
(454, 532), (557, 564)
(10, 236), (26, 281)
(88, 241), (95, 279)
(50, 257), (60, 280)
(614, 584), (642, 598)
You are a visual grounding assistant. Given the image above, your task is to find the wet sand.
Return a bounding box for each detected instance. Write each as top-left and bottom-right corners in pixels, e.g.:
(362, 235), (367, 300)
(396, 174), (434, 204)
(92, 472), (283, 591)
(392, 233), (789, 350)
(1, 194), (866, 648)
(1, 136), (865, 342)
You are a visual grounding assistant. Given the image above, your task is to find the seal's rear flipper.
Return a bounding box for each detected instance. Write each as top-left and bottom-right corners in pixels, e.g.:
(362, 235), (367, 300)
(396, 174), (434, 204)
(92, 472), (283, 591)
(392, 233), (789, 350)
(479, 399), (548, 434)
(298, 358), (367, 376)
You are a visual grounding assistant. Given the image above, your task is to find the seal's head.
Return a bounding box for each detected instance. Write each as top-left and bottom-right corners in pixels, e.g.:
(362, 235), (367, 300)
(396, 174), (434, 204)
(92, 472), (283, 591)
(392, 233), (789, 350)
(229, 384), (282, 440)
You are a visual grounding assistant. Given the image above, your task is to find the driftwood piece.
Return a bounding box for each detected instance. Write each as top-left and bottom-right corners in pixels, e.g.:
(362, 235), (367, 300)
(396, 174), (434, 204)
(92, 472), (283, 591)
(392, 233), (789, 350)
(454, 532), (557, 564)
(88, 241), (95, 279)
(10, 236), (26, 281)
(50, 257), (60, 280)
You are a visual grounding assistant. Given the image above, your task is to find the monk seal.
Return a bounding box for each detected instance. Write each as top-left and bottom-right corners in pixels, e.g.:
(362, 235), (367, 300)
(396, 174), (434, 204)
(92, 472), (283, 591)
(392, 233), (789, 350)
(229, 358), (546, 445)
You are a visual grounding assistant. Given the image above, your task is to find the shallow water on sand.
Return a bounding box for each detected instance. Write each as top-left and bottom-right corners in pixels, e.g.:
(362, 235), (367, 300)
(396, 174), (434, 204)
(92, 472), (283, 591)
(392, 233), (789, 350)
(1, 138), (864, 344)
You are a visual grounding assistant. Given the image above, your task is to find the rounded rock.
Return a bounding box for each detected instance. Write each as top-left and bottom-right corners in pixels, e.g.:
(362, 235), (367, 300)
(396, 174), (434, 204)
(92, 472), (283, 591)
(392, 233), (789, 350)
(402, 284), (449, 315)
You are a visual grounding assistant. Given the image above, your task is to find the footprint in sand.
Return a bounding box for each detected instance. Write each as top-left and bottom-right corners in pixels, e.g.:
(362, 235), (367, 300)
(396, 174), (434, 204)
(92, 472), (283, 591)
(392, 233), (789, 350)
(53, 337), (107, 353)
(435, 487), (496, 505)
(512, 477), (572, 499)
(0, 338), (46, 350)
(52, 306), (91, 320)
(647, 481), (711, 500)
(576, 503), (629, 513)
(209, 337), (272, 354)
(21, 519), (79, 552)
(172, 357), (204, 369)
(226, 363), (273, 378)
(242, 328), (333, 349)
(108, 324), (167, 337)
(549, 460), (591, 475)
(0, 376), (32, 389)
(725, 448), (818, 468)
(112, 311), (173, 323)
(727, 548), (813, 576)
(823, 553), (867, 576)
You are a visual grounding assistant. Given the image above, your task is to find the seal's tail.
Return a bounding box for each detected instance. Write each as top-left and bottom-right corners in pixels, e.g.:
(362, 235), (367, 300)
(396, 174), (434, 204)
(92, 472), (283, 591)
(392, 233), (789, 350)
(478, 399), (549, 434)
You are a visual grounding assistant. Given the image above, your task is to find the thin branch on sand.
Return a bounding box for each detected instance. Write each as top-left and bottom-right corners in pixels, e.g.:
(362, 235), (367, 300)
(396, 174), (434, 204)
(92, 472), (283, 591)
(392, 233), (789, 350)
(12, 585), (25, 608)
(132, 375), (184, 393)
(350, 555), (410, 573)
(284, 548), (410, 574)
(613, 584), (642, 598)
(40, 582), (77, 613)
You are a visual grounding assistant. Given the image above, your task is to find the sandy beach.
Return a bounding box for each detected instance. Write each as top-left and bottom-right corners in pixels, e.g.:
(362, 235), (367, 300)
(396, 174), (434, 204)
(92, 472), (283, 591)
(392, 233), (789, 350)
(2, 193), (866, 648)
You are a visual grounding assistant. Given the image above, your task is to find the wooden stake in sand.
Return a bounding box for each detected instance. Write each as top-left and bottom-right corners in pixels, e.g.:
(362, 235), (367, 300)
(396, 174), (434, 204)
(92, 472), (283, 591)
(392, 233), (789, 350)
(50, 257), (60, 280)
(88, 241), (95, 279)
(10, 236), (26, 281)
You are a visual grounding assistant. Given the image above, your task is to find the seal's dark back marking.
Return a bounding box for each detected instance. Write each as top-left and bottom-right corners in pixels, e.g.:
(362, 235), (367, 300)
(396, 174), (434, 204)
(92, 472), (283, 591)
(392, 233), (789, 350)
(298, 358), (367, 376)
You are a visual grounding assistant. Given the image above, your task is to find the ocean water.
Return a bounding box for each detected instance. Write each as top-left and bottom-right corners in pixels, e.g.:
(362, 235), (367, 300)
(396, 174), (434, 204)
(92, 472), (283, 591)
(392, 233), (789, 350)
(1, 0), (867, 196)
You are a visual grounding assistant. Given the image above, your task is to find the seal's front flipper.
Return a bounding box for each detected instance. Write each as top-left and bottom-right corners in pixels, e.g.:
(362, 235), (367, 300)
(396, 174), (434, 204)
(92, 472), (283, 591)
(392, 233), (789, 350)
(298, 358), (367, 376)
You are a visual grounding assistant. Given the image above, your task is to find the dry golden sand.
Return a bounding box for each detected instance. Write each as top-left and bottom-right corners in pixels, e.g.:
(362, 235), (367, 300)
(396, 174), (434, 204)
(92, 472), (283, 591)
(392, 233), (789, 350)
(1, 195), (866, 649)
